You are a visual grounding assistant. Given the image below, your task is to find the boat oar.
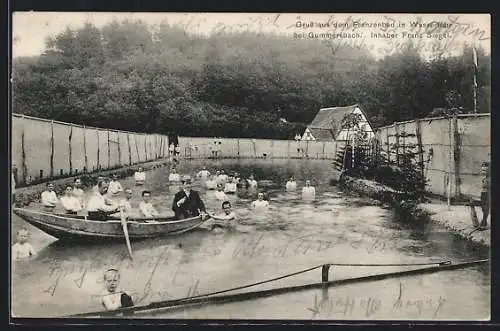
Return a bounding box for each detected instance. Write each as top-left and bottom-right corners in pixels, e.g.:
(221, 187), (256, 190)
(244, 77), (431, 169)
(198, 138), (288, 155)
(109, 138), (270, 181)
(120, 207), (133, 260)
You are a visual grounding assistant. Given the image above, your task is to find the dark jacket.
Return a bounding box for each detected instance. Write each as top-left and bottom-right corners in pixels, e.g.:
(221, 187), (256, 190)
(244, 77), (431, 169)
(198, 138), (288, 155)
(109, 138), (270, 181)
(172, 189), (206, 219)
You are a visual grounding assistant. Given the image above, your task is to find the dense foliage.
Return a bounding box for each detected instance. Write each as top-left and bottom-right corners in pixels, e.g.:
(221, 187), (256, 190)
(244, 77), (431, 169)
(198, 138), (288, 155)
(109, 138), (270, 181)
(12, 20), (491, 138)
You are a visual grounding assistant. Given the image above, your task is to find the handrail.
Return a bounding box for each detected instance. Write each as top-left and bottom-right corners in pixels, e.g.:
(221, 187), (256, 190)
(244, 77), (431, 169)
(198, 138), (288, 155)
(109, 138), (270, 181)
(66, 258), (488, 318)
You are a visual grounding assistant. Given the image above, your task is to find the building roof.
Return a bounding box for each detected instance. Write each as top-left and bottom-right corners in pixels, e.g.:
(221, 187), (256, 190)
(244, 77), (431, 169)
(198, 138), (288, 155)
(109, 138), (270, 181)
(307, 104), (360, 138)
(307, 128), (336, 141)
(304, 104), (376, 141)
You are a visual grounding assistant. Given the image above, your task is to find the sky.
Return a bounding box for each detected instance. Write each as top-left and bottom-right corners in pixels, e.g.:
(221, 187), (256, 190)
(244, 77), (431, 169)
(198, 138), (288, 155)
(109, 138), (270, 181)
(11, 12), (490, 59)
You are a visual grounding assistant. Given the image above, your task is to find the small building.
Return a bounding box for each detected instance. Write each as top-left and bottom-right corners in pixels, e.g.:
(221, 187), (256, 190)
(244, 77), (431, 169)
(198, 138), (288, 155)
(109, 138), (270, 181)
(302, 104), (375, 142)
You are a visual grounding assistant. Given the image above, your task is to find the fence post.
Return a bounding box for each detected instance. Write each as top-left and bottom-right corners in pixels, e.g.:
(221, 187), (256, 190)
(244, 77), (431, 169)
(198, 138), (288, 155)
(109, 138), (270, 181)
(447, 117), (453, 208)
(117, 131), (122, 166)
(321, 264), (330, 283)
(385, 129), (390, 163)
(107, 130), (111, 169)
(97, 129), (100, 170)
(144, 134), (148, 161)
(395, 123), (400, 165)
(135, 135), (140, 163)
(50, 120), (54, 177)
(159, 135), (163, 158)
(21, 115), (27, 184)
(154, 135), (157, 159)
(83, 125), (88, 172)
(69, 124), (73, 174)
(452, 115), (461, 199)
(415, 119), (424, 179)
(127, 133), (132, 165)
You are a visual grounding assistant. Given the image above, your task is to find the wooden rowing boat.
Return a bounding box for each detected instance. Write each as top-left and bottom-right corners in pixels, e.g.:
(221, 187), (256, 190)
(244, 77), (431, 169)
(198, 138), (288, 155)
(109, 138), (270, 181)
(12, 208), (209, 241)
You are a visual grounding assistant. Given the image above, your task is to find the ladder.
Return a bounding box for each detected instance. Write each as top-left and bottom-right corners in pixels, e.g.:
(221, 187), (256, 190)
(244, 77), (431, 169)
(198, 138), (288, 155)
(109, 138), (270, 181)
(333, 144), (347, 172)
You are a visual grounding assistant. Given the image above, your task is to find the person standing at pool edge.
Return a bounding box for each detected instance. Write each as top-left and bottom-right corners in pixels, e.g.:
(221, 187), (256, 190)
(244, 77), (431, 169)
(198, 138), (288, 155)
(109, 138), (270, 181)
(469, 161), (490, 229)
(172, 176), (207, 219)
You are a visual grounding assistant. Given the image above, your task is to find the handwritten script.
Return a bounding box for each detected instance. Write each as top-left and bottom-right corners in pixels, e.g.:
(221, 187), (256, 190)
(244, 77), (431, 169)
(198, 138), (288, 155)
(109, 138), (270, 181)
(231, 230), (400, 259)
(307, 282), (446, 319)
(174, 13), (489, 57)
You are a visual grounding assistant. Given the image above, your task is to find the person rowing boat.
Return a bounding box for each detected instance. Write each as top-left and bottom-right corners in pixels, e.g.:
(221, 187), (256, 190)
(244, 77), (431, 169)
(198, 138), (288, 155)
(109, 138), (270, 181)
(87, 179), (121, 221)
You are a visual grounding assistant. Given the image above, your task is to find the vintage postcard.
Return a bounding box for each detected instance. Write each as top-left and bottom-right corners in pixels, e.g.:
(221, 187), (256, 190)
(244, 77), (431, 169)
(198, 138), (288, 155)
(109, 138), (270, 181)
(10, 12), (490, 321)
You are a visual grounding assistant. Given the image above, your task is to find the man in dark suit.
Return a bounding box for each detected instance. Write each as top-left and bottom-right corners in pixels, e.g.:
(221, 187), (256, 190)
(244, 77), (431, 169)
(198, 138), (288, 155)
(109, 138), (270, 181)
(172, 175), (208, 219)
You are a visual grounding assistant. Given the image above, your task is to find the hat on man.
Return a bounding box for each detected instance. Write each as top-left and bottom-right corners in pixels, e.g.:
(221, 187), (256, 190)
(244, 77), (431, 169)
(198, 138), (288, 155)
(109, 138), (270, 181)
(181, 175), (192, 183)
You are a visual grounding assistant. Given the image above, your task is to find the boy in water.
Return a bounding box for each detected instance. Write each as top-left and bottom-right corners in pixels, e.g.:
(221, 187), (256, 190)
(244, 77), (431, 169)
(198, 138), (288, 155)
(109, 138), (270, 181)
(211, 201), (236, 230)
(301, 180), (316, 200)
(101, 269), (134, 311)
(12, 228), (36, 261)
(251, 192), (269, 208)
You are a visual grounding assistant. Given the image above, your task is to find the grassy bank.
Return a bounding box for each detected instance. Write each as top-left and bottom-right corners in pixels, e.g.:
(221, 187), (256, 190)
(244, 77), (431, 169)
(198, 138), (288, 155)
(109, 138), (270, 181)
(338, 174), (489, 248)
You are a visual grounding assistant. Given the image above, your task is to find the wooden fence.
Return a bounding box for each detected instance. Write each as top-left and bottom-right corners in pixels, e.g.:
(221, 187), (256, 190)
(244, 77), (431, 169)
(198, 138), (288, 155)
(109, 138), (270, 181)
(11, 114), (169, 186)
(177, 136), (339, 160)
(375, 113), (490, 199)
(12, 112), (490, 199)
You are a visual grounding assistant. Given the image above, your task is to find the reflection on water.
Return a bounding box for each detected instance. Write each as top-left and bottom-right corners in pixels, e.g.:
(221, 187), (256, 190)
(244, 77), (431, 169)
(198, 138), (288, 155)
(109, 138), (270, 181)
(11, 159), (490, 320)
